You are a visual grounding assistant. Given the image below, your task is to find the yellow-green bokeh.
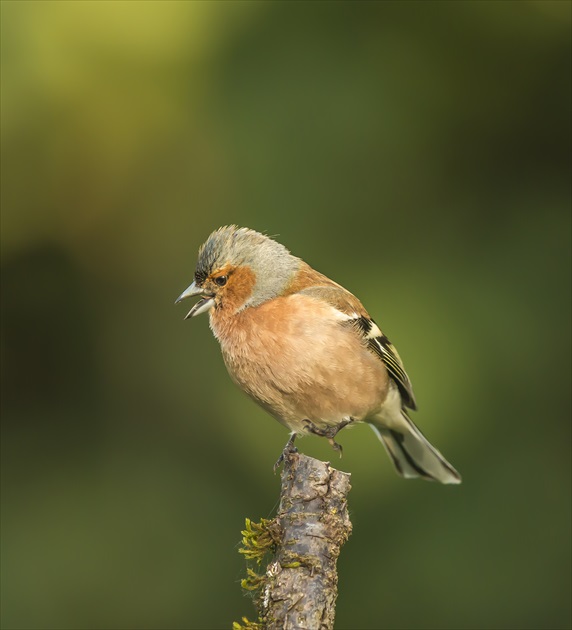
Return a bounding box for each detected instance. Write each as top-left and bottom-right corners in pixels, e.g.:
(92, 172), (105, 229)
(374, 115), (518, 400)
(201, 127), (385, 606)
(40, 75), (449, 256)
(2, 2), (570, 629)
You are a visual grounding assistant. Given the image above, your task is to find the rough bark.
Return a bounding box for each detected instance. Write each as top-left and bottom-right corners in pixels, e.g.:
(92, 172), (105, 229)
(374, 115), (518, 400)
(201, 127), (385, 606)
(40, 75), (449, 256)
(261, 451), (352, 630)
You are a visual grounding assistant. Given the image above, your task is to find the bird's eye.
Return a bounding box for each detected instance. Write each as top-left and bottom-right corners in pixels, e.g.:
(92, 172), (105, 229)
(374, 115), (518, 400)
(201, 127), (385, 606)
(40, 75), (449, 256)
(214, 275), (228, 287)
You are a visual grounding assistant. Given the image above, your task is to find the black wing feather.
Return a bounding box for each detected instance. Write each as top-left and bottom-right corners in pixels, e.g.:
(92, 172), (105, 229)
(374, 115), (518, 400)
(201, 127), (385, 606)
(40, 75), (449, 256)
(349, 316), (417, 410)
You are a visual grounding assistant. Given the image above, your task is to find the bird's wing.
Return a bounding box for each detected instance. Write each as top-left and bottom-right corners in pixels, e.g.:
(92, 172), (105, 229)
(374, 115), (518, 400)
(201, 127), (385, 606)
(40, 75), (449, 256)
(297, 284), (417, 410)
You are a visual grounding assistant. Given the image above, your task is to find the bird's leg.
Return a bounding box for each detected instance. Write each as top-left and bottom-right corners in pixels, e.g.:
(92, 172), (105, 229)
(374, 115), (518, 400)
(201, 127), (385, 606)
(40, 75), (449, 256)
(273, 432), (298, 473)
(303, 418), (354, 457)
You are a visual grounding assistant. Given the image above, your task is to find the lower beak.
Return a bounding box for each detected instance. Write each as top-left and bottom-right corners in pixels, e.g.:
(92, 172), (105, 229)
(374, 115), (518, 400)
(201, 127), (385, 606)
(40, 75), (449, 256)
(175, 281), (215, 319)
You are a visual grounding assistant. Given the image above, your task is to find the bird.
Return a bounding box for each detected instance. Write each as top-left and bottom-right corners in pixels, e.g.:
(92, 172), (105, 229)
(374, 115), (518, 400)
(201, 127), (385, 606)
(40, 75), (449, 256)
(176, 226), (461, 484)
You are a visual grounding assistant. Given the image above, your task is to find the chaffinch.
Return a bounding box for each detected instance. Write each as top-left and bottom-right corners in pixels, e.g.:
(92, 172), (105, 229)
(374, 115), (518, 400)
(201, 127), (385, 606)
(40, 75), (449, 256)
(176, 226), (461, 484)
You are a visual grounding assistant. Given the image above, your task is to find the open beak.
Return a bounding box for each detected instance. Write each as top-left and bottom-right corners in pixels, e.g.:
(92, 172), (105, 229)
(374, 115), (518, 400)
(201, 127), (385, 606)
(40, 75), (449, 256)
(175, 281), (215, 319)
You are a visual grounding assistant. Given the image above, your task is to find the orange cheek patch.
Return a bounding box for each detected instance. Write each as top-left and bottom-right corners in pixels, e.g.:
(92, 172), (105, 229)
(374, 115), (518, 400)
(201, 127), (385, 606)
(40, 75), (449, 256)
(223, 266), (256, 311)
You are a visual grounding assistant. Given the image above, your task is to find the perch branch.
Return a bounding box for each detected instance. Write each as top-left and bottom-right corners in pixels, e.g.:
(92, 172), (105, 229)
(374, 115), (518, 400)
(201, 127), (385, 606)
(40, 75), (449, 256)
(236, 450), (352, 630)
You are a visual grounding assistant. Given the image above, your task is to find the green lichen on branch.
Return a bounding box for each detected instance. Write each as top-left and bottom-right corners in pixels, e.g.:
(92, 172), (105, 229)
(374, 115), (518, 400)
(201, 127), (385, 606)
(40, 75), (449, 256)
(232, 616), (264, 630)
(240, 568), (265, 592)
(238, 517), (278, 564)
(234, 517), (280, 629)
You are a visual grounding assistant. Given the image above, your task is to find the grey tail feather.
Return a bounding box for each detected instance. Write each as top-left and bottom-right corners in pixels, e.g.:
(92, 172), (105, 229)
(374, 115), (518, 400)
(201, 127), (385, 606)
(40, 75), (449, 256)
(369, 415), (461, 484)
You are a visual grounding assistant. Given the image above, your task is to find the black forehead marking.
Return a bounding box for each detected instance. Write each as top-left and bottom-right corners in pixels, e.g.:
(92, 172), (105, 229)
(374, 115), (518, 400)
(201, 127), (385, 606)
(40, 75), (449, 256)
(194, 238), (220, 284)
(194, 268), (208, 284)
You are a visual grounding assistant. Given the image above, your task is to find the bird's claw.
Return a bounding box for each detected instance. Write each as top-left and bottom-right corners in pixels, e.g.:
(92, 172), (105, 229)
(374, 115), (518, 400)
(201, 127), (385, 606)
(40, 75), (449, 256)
(302, 418), (354, 457)
(328, 438), (343, 457)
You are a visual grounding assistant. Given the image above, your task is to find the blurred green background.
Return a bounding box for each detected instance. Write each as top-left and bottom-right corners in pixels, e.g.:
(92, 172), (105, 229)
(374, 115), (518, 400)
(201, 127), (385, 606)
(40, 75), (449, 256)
(1, 2), (570, 629)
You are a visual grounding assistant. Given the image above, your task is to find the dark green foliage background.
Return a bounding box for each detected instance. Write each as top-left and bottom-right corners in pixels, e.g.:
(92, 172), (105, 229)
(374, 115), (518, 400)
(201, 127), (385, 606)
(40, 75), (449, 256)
(2, 2), (570, 629)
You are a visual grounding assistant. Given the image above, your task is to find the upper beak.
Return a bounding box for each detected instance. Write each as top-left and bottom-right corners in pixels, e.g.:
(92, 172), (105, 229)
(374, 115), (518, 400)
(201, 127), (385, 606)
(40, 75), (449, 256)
(175, 281), (215, 319)
(175, 281), (203, 304)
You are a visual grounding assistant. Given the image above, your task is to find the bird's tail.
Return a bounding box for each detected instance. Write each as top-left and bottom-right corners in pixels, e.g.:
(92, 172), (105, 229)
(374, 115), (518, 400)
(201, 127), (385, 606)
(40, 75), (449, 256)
(369, 414), (461, 484)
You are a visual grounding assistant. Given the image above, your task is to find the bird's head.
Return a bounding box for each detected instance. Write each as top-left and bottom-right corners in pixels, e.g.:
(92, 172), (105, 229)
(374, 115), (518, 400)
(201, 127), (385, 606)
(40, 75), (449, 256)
(175, 226), (300, 319)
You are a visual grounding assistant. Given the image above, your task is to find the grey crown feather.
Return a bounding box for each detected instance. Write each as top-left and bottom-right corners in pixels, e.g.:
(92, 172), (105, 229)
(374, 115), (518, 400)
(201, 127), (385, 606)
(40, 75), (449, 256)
(195, 226), (301, 309)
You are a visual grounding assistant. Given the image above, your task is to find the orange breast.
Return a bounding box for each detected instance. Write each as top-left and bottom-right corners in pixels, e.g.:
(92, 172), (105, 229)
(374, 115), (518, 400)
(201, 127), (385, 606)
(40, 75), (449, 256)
(209, 293), (389, 429)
